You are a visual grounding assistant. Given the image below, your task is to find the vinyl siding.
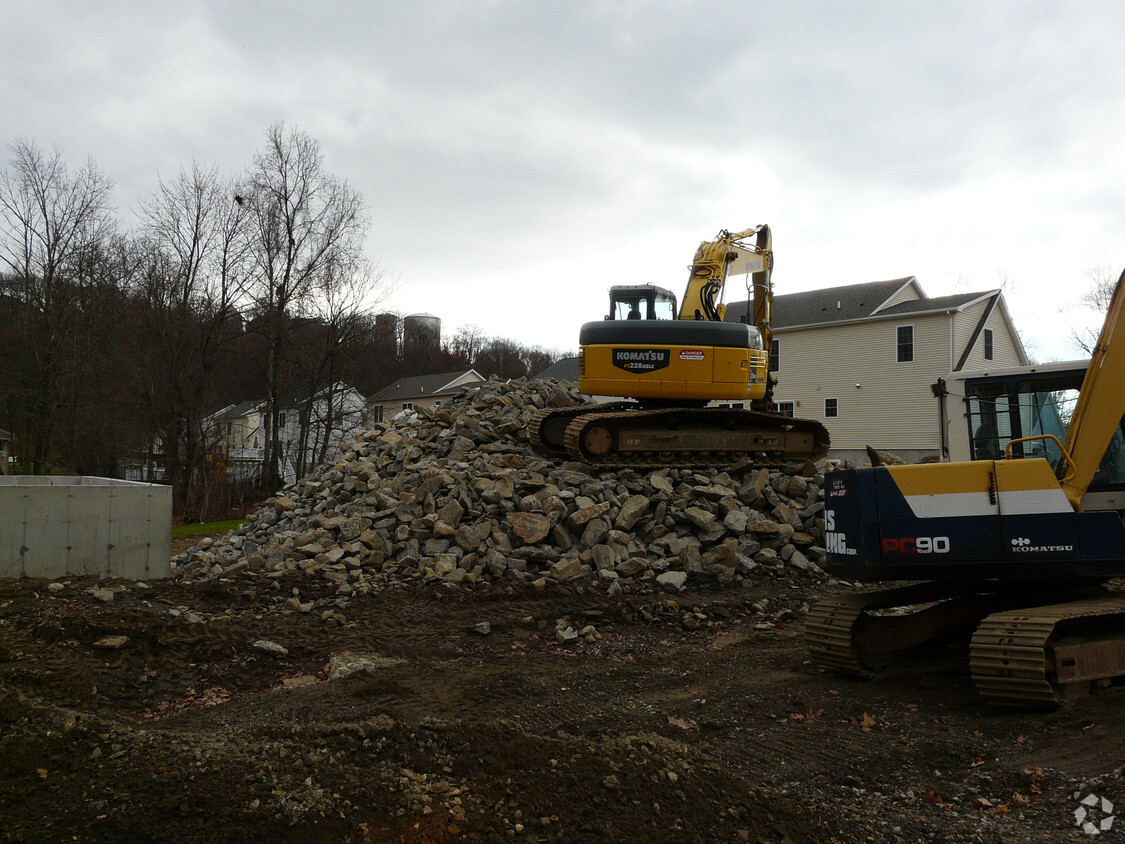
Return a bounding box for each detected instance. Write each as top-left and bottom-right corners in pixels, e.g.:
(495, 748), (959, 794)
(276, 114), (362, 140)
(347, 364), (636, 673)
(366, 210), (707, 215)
(952, 298), (989, 359)
(956, 305), (1024, 370)
(877, 280), (924, 311)
(773, 314), (951, 452)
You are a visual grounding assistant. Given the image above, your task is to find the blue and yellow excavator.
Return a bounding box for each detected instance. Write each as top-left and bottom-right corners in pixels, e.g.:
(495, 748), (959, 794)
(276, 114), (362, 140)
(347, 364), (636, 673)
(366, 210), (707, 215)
(808, 267), (1125, 707)
(532, 226), (829, 466)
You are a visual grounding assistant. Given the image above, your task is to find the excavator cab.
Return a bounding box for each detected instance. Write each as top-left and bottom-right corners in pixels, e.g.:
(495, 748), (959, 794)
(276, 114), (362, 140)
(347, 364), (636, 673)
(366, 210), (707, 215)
(607, 285), (677, 321)
(962, 370), (1125, 510)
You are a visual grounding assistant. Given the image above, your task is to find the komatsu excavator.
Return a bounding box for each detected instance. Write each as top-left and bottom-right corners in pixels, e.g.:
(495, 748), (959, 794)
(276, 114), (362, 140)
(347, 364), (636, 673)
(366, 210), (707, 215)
(532, 226), (830, 466)
(807, 267), (1125, 708)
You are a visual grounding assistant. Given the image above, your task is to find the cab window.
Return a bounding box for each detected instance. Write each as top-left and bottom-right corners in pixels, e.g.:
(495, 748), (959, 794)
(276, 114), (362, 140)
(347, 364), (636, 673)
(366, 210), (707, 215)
(614, 299), (646, 320)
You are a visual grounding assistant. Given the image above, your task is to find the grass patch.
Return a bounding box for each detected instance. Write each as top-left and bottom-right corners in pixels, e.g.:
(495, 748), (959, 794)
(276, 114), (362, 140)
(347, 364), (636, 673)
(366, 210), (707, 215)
(172, 519), (244, 538)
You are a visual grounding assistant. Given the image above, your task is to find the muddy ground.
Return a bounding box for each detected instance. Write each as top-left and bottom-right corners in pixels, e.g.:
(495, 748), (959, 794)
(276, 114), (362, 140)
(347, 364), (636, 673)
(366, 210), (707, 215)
(2, 544), (1124, 843)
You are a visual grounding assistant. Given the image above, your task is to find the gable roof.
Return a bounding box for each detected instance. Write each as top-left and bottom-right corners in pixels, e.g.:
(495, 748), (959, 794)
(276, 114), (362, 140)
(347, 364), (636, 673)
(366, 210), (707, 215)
(724, 278), (996, 330)
(875, 290), (998, 319)
(533, 357), (580, 382)
(370, 369), (483, 402)
(208, 400), (264, 422)
(278, 382), (364, 410)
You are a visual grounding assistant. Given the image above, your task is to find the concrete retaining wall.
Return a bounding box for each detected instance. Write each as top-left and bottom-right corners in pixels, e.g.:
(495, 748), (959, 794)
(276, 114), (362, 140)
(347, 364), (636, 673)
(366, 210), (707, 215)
(0, 476), (171, 580)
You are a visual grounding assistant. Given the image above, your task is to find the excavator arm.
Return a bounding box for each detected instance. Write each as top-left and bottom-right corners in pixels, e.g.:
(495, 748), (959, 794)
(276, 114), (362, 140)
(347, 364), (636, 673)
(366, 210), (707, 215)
(1061, 266), (1125, 509)
(677, 226), (773, 343)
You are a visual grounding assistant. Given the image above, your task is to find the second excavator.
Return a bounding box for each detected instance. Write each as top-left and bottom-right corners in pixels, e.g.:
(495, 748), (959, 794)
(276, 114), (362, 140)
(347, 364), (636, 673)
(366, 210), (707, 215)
(807, 266), (1125, 708)
(532, 226), (830, 467)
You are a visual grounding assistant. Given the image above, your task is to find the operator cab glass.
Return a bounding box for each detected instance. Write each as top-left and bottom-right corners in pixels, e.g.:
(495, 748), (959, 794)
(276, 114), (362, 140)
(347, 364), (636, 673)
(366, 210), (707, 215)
(608, 285), (677, 321)
(964, 373), (1125, 490)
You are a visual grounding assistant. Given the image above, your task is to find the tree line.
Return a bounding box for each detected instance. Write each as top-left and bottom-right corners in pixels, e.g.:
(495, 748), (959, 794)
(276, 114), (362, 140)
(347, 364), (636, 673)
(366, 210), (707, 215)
(0, 125), (568, 519)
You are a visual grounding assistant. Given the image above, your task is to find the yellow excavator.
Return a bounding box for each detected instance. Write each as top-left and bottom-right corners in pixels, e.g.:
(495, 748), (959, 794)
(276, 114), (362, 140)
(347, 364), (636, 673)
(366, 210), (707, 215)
(532, 226), (830, 466)
(807, 266), (1125, 707)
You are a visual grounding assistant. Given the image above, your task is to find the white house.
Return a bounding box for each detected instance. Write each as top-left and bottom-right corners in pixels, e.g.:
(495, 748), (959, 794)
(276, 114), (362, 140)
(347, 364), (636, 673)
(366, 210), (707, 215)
(277, 383), (367, 482)
(204, 382), (367, 483)
(725, 277), (1028, 464)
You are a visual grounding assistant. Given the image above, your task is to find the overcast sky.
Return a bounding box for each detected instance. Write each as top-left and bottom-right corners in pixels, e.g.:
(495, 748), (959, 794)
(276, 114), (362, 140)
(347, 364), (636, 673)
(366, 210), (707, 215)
(4, 0), (1124, 363)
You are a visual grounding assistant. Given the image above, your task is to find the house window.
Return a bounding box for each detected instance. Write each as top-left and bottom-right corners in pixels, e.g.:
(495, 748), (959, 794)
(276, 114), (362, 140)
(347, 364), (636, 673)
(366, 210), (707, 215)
(402, 402), (414, 412)
(434, 400), (442, 407)
(775, 401), (795, 417)
(825, 398), (839, 418)
(896, 325), (914, 362)
(279, 412), (286, 426)
(372, 405), (384, 424)
(769, 338), (780, 373)
(983, 328), (994, 361)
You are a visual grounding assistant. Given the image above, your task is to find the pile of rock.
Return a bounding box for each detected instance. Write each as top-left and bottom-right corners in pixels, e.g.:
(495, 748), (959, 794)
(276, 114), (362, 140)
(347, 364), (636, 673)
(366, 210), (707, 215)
(174, 378), (831, 599)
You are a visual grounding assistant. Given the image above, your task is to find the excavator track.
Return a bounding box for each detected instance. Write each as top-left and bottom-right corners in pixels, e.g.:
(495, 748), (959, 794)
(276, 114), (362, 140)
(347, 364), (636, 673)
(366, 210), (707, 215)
(807, 582), (1002, 677)
(559, 406), (830, 468)
(970, 595), (1125, 708)
(529, 403), (631, 454)
(809, 583), (1125, 708)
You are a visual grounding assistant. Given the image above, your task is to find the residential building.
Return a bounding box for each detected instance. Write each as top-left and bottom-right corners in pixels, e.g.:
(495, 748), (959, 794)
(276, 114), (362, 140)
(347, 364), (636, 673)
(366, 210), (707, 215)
(0, 428), (9, 474)
(367, 369), (485, 424)
(277, 383), (367, 482)
(205, 384), (368, 483)
(204, 400), (267, 481)
(725, 277), (1028, 464)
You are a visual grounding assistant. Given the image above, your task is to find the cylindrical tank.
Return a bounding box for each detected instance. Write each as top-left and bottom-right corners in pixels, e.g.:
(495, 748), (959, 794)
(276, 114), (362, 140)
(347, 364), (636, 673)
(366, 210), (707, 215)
(403, 313), (441, 353)
(374, 312), (400, 354)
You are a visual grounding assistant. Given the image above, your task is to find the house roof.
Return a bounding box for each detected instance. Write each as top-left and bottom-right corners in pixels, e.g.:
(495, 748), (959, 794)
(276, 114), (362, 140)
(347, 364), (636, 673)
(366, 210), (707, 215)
(209, 400), (264, 422)
(874, 291), (996, 319)
(724, 278), (995, 330)
(279, 382), (364, 409)
(370, 369), (483, 402)
(0, 428), (10, 441)
(533, 357), (580, 382)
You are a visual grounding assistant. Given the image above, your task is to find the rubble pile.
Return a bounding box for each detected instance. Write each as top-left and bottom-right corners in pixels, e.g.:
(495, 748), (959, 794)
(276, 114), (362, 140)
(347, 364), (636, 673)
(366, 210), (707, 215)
(174, 378), (831, 602)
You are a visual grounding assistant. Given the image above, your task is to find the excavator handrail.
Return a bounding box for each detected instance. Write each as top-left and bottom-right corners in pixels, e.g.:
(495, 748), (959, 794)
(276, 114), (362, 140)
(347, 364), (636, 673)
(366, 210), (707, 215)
(1003, 434), (1078, 485)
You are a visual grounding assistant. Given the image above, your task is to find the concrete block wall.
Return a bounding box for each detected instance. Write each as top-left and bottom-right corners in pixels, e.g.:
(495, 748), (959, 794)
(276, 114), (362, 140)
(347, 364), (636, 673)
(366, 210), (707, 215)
(0, 476), (171, 580)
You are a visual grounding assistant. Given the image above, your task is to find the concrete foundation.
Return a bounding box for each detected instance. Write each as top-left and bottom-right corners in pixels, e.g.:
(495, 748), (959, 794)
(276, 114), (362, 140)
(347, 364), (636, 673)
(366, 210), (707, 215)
(0, 476), (171, 580)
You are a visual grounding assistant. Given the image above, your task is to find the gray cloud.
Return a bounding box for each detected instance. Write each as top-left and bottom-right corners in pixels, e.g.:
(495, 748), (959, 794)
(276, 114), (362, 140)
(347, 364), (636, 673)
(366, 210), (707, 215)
(3, 0), (1124, 358)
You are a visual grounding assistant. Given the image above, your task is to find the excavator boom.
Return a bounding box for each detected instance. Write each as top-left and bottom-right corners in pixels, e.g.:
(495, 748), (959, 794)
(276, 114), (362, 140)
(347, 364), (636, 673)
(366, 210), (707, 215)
(1063, 267), (1125, 508)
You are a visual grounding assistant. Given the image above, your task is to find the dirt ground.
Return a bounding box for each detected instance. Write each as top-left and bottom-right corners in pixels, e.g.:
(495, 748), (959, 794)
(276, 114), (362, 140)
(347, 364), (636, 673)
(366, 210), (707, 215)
(3, 539), (1125, 843)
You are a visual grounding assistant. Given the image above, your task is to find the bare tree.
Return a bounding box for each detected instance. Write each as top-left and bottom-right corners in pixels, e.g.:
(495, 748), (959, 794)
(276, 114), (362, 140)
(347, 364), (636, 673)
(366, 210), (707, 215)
(0, 139), (115, 472)
(241, 124), (369, 491)
(132, 161), (251, 514)
(475, 337), (529, 380)
(1070, 266), (1118, 355)
(447, 323), (486, 368)
(283, 256), (388, 476)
